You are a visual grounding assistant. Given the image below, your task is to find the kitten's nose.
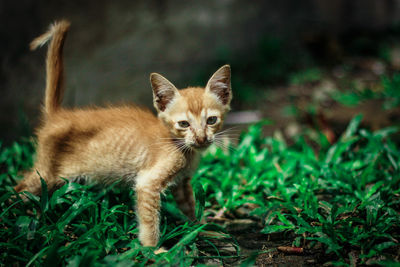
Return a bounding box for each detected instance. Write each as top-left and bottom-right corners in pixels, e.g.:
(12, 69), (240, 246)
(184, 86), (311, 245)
(196, 136), (207, 145)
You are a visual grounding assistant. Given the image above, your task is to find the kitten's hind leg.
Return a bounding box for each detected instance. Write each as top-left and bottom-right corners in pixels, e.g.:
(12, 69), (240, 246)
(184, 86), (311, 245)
(14, 171), (43, 196)
(14, 170), (63, 197)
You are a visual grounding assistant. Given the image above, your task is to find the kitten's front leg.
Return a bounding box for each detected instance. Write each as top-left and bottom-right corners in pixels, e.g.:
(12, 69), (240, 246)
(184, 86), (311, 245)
(135, 182), (161, 247)
(135, 160), (183, 247)
(172, 177), (196, 221)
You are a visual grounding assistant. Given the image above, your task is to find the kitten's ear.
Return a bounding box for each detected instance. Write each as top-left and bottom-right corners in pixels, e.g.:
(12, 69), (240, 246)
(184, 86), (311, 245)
(205, 65), (232, 106)
(150, 73), (180, 112)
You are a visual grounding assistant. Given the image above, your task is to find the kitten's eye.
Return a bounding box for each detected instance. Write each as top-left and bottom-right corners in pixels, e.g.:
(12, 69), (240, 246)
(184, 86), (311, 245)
(178, 121), (190, 128)
(207, 116), (218, 125)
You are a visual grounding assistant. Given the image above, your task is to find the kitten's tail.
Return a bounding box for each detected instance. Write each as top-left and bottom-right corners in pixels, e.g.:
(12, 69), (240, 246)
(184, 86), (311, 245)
(30, 20), (70, 115)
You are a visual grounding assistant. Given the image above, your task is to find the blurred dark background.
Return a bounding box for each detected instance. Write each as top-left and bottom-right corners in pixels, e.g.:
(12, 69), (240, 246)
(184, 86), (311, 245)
(2, 0), (400, 144)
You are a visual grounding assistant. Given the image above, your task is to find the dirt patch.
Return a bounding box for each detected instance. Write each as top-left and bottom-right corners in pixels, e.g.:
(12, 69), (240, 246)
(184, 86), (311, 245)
(195, 218), (329, 266)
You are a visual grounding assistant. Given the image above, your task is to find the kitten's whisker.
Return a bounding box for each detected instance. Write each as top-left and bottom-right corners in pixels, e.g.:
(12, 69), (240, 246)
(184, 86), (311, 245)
(217, 143), (237, 152)
(216, 126), (241, 134)
(214, 142), (229, 152)
(215, 144), (236, 153)
(179, 146), (187, 154)
(222, 126), (240, 131)
(181, 145), (187, 154)
(219, 139), (238, 143)
(216, 130), (241, 135)
(214, 134), (239, 140)
(173, 142), (188, 154)
(165, 141), (187, 155)
(184, 144), (193, 154)
(215, 133), (239, 138)
(214, 136), (239, 144)
(213, 139), (237, 152)
(215, 131), (240, 137)
(214, 135), (240, 140)
(158, 137), (185, 141)
(176, 144), (186, 152)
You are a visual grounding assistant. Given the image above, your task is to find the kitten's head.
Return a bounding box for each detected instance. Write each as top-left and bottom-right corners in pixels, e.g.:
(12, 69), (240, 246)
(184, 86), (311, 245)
(150, 65), (232, 150)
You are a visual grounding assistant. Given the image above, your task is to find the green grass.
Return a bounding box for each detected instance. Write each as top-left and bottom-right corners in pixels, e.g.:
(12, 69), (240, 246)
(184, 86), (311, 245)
(1, 115), (400, 266)
(333, 73), (400, 109)
(289, 68), (323, 85)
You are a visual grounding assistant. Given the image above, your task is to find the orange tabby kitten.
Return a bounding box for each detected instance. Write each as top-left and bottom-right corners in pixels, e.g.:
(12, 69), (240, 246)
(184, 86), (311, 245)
(14, 20), (232, 249)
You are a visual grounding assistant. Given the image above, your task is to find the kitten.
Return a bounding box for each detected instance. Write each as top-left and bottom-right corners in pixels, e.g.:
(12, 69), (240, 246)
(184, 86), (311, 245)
(14, 20), (232, 249)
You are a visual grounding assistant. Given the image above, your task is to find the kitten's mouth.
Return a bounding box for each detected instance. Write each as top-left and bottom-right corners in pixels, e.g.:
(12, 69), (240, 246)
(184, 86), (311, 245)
(191, 141), (212, 150)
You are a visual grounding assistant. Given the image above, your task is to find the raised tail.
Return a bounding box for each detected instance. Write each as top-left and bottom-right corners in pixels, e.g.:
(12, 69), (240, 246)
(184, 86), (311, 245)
(30, 20), (70, 115)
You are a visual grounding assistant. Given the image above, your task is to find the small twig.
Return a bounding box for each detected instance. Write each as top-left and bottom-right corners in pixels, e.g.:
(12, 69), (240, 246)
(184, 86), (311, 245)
(273, 162), (283, 173)
(277, 246), (304, 255)
(266, 196), (284, 201)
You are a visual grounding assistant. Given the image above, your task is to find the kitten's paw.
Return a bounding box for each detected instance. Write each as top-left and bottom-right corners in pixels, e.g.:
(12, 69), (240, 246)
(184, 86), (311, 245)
(154, 247), (168, 254)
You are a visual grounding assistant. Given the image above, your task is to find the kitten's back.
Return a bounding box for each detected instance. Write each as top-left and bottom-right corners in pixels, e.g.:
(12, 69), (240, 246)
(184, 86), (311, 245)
(36, 106), (174, 184)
